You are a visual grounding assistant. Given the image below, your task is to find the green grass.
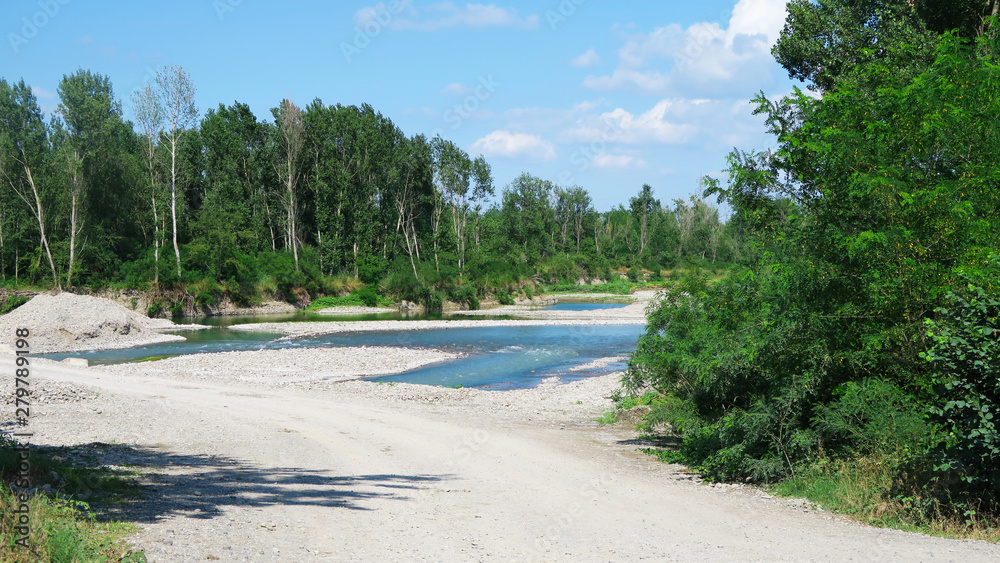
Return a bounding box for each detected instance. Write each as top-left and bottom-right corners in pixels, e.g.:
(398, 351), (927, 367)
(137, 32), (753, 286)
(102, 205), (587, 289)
(595, 411), (617, 425)
(307, 289), (393, 310)
(0, 294), (29, 315)
(130, 355), (170, 363)
(543, 280), (639, 295)
(0, 437), (148, 561)
(597, 390), (664, 426)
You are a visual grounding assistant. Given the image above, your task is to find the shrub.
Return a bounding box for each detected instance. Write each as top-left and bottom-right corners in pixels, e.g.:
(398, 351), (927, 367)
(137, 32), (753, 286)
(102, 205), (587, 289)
(0, 295), (28, 316)
(146, 298), (165, 318)
(496, 290), (515, 306)
(922, 284), (1000, 506)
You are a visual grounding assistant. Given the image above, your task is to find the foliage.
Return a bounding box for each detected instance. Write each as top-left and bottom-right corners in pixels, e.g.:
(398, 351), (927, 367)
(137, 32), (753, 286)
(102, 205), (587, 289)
(922, 283), (1000, 506)
(628, 26), (1000, 514)
(0, 294), (28, 315)
(308, 287), (388, 309)
(0, 435), (146, 561)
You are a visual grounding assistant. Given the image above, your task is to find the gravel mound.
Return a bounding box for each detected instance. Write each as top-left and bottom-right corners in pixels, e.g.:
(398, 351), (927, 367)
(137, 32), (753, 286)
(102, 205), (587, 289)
(0, 292), (187, 353)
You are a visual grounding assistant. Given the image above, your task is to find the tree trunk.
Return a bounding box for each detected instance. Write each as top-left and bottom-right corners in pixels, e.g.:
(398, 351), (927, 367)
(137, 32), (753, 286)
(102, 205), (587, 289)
(21, 163), (60, 290)
(170, 140), (181, 278)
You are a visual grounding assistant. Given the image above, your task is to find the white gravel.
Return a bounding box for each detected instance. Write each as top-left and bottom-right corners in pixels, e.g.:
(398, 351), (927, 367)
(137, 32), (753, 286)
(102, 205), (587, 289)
(97, 346), (461, 385)
(0, 293), (207, 353)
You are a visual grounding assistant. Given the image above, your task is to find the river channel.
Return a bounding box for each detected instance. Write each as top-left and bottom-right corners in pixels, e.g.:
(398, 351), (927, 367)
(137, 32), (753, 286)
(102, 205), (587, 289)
(43, 302), (644, 390)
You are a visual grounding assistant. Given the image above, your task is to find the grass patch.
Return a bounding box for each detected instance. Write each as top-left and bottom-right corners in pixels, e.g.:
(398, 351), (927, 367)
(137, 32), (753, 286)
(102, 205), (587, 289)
(543, 280), (638, 295)
(769, 457), (1000, 541)
(597, 390), (663, 425)
(595, 411), (617, 425)
(1, 436), (148, 561)
(130, 355), (171, 364)
(308, 288), (392, 310)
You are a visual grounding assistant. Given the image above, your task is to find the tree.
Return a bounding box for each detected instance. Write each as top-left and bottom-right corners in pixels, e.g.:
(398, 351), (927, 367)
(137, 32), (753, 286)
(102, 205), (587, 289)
(56, 69), (127, 286)
(131, 83), (166, 282)
(153, 65), (198, 278)
(629, 184), (659, 259)
(431, 137), (493, 274)
(554, 185), (593, 253)
(0, 79), (59, 289)
(773, 0), (999, 94)
(500, 173), (555, 265)
(272, 99), (304, 269)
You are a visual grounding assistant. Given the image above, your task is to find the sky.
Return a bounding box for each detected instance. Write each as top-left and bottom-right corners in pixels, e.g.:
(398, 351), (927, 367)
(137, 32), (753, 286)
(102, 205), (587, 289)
(1, 0), (796, 211)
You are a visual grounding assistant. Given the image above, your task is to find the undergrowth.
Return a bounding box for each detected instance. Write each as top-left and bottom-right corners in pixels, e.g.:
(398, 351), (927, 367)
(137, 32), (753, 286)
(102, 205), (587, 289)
(0, 434), (147, 561)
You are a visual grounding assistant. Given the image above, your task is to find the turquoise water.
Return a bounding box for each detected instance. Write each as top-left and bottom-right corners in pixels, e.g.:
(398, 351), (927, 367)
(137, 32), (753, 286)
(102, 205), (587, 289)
(42, 301), (642, 389)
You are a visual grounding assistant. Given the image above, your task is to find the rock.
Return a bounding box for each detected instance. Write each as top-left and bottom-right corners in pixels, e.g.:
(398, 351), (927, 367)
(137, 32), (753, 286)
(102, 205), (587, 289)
(61, 357), (89, 367)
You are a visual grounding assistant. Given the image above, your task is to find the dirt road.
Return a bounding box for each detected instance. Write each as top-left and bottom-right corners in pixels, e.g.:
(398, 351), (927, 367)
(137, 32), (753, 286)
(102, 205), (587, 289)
(20, 357), (1000, 562)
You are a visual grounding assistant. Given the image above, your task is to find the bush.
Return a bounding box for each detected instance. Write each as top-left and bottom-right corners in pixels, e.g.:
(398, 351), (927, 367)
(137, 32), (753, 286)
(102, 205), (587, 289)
(496, 290), (515, 306)
(356, 287), (379, 308)
(627, 266), (641, 282)
(0, 295), (28, 316)
(146, 298), (165, 317)
(922, 284), (1000, 505)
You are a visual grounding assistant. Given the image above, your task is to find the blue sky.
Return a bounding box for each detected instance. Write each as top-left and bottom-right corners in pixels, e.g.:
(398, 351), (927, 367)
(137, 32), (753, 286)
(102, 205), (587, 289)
(2, 0), (795, 211)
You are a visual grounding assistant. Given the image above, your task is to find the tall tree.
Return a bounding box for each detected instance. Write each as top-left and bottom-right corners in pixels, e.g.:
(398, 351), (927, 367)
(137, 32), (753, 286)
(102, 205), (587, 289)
(431, 137), (493, 274)
(630, 184), (659, 259)
(272, 99), (304, 269)
(153, 65), (198, 278)
(56, 69), (125, 286)
(131, 83), (166, 283)
(0, 79), (59, 288)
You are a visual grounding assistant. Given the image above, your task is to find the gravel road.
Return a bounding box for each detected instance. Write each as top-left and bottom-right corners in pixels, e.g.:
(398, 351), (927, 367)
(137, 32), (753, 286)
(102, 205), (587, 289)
(8, 353), (1000, 562)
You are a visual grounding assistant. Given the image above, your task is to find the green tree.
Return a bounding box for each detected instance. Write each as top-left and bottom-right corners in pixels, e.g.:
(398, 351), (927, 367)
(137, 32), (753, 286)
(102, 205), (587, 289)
(0, 79), (59, 288)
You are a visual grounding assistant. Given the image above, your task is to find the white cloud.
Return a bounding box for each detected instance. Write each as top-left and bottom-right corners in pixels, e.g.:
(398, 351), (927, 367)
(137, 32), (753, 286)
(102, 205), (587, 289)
(440, 82), (473, 95)
(592, 152), (645, 169)
(565, 99), (698, 145)
(30, 85), (55, 100)
(584, 0), (788, 96)
(358, 1), (539, 31)
(571, 48), (601, 68)
(470, 130), (556, 161)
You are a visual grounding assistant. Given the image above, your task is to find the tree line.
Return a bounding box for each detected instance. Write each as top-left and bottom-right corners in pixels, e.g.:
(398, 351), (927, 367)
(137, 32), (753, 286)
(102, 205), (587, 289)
(0, 68), (736, 304)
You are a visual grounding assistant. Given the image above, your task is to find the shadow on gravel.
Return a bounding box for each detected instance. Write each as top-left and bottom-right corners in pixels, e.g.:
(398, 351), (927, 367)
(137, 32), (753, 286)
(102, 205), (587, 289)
(33, 442), (450, 524)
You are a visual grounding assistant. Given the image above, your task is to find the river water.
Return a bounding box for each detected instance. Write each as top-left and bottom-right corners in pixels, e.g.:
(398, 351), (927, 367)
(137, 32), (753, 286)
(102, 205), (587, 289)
(43, 302), (643, 390)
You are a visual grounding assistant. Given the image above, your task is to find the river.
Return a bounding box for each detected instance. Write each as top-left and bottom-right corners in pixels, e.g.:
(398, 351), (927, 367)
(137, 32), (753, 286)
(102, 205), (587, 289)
(43, 302), (643, 390)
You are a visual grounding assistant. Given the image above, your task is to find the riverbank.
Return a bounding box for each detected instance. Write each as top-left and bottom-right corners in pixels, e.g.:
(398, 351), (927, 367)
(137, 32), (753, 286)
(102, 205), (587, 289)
(231, 290), (659, 340)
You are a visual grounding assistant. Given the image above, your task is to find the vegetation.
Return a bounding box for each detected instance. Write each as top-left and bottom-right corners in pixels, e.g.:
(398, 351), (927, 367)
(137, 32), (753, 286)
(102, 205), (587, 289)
(625, 1), (1000, 536)
(0, 71), (738, 312)
(0, 434), (146, 561)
